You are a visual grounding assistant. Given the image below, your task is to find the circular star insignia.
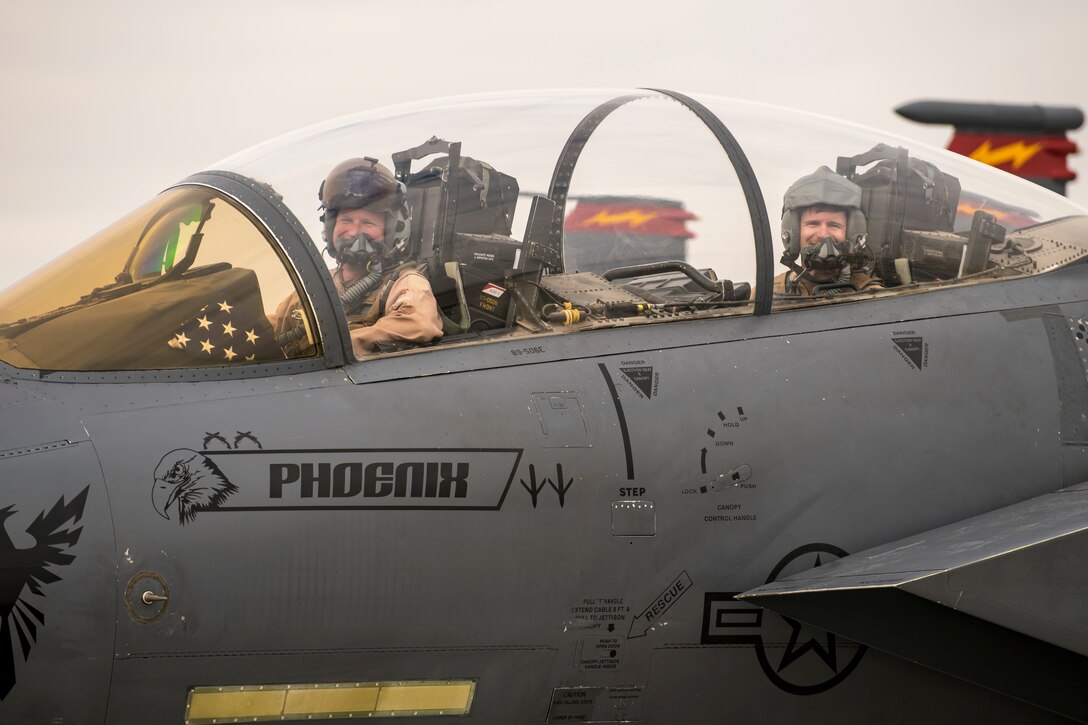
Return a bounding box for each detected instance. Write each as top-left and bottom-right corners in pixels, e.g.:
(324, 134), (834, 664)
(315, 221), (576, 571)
(753, 544), (868, 695)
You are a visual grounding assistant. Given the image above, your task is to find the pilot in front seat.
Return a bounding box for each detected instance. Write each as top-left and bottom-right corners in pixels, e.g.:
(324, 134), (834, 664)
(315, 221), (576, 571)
(774, 166), (883, 296)
(273, 157), (443, 356)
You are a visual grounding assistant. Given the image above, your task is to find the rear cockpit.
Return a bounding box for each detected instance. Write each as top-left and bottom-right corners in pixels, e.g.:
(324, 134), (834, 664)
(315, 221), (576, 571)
(1, 89), (1086, 373)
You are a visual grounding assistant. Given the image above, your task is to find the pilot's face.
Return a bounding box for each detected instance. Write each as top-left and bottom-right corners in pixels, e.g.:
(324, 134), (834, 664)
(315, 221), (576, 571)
(333, 207), (385, 245)
(799, 208), (847, 247)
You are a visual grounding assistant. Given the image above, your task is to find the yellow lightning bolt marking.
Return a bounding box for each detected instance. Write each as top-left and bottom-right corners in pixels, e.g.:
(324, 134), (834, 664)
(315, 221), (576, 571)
(584, 210), (660, 228)
(969, 140), (1043, 170)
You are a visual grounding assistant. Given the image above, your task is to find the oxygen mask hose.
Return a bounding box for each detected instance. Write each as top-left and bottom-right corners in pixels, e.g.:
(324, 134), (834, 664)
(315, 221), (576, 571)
(339, 257), (384, 314)
(273, 255), (384, 350)
(275, 322), (310, 347)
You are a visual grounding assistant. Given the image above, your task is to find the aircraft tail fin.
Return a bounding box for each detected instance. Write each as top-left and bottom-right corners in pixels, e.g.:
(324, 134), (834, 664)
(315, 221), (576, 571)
(896, 100), (1083, 196)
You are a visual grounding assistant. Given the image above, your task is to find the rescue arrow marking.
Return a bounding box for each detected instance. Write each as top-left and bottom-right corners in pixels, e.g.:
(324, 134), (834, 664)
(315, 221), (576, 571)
(627, 570), (693, 639)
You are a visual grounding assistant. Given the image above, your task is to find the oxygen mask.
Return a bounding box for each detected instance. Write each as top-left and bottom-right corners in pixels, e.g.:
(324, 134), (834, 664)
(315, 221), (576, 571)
(799, 236), (850, 274)
(334, 232), (386, 268)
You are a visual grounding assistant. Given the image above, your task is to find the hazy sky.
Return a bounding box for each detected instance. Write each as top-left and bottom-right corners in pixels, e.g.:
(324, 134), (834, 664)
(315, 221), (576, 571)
(2, 0), (1086, 290)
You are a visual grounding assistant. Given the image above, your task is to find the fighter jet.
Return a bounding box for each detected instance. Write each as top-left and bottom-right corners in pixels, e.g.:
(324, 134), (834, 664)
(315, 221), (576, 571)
(1, 88), (1087, 724)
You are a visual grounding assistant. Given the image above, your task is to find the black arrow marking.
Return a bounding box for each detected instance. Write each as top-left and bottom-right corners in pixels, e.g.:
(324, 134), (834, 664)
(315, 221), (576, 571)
(520, 464), (547, 508)
(547, 464), (575, 507)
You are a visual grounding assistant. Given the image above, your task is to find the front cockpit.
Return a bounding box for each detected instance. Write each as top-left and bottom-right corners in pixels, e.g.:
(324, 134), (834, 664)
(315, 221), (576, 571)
(1, 89), (1086, 374)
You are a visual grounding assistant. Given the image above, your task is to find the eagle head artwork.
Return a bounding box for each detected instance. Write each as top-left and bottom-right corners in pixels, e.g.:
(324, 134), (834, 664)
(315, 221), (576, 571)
(152, 449), (238, 525)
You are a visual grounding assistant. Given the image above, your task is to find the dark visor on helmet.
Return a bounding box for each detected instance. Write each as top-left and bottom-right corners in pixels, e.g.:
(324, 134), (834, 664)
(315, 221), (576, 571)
(343, 169), (393, 200)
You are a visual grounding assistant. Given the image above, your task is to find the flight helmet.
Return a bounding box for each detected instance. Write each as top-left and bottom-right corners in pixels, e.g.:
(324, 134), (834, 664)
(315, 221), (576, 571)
(780, 166), (867, 264)
(319, 157), (412, 266)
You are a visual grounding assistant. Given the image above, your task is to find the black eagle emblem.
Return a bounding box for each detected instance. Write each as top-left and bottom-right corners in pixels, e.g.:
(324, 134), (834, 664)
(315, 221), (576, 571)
(152, 449), (238, 525)
(0, 486), (89, 699)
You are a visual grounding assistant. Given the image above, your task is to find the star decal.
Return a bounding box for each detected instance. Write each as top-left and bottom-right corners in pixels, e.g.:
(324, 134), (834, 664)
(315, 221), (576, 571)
(167, 331), (191, 349)
(775, 553), (838, 674)
(777, 618), (838, 673)
(167, 296), (277, 366)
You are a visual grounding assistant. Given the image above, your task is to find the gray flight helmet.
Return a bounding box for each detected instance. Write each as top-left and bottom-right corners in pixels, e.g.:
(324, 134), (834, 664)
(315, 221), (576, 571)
(780, 166), (867, 262)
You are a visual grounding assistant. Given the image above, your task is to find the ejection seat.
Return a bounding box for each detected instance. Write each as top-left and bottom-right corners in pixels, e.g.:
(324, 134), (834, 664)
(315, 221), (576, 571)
(392, 137), (561, 339)
(836, 144), (1004, 285)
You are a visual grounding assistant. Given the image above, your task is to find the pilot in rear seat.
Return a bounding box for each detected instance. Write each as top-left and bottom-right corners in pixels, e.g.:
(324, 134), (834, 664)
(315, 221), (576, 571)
(773, 167), (883, 296)
(273, 157), (442, 356)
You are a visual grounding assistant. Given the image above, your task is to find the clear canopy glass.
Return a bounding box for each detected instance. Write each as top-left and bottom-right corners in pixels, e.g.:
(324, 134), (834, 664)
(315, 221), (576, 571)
(1, 89), (1085, 372)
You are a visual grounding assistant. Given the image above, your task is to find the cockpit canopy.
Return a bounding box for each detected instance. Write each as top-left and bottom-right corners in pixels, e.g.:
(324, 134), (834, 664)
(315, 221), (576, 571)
(1, 89), (1086, 373)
